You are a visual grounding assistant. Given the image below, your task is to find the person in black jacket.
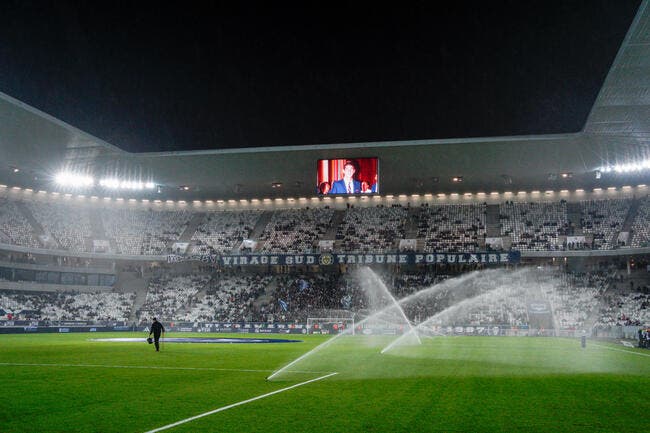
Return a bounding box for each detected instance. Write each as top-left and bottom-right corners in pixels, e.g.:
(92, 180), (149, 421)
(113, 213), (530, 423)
(149, 317), (165, 352)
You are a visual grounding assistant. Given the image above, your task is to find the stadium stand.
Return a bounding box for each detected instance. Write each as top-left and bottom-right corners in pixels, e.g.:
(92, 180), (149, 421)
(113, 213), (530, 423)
(0, 198), (41, 248)
(631, 196), (650, 248)
(259, 208), (334, 253)
(137, 274), (211, 321)
(418, 203), (487, 252)
(101, 208), (191, 255)
(500, 201), (569, 251)
(336, 205), (408, 253)
(190, 210), (262, 254)
(0, 194), (645, 255)
(579, 199), (631, 250)
(0, 289), (135, 321)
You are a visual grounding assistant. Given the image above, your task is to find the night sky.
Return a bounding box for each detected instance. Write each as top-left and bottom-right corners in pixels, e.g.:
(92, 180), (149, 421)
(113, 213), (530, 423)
(0, 1), (641, 152)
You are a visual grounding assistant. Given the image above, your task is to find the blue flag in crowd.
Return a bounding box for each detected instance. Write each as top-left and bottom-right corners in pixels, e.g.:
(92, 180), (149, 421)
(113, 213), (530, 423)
(279, 299), (288, 311)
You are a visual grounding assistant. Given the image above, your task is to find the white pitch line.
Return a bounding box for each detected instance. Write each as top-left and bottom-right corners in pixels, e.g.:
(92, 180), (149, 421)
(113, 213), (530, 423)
(144, 372), (338, 433)
(591, 343), (650, 358)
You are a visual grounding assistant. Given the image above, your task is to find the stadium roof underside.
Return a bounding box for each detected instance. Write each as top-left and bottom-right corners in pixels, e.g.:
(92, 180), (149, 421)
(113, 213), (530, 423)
(1, 2), (650, 201)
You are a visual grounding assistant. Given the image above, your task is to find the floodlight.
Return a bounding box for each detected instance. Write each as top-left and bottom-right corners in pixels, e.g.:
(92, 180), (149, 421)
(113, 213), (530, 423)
(55, 172), (94, 188)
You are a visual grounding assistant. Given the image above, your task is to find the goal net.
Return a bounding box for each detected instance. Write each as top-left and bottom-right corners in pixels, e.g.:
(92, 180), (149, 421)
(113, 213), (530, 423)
(307, 317), (355, 335)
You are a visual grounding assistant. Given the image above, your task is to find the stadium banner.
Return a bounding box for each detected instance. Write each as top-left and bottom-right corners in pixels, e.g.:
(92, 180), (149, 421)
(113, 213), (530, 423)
(175, 322), (308, 334)
(0, 325), (133, 334)
(167, 251), (521, 266)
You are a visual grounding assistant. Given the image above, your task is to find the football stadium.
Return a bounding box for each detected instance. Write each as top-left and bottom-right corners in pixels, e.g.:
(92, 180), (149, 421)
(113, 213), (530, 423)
(2, 2), (650, 432)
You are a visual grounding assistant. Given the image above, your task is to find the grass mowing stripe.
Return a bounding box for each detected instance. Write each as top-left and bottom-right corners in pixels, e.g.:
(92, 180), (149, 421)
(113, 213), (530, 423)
(591, 343), (650, 358)
(0, 362), (274, 372)
(143, 372), (338, 433)
(0, 362), (335, 375)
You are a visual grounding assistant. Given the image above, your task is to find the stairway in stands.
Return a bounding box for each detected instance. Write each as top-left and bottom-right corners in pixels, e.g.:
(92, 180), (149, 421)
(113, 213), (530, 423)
(87, 209), (108, 252)
(323, 210), (346, 241)
(178, 212), (206, 243)
(403, 206), (422, 239)
(566, 202), (583, 235)
(616, 197), (641, 247)
(247, 210), (274, 250)
(621, 197), (640, 233)
(485, 204), (502, 237)
(120, 271), (150, 323)
(13, 201), (50, 247)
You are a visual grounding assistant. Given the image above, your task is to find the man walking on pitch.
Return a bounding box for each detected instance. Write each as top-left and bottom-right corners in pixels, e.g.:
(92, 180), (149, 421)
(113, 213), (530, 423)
(149, 317), (165, 352)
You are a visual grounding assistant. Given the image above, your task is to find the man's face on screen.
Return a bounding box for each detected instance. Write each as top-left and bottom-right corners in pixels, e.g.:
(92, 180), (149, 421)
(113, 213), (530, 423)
(343, 163), (355, 179)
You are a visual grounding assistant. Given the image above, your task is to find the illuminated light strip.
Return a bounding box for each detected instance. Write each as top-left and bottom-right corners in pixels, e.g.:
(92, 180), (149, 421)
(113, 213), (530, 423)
(600, 160), (650, 173)
(144, 372), (338, 433)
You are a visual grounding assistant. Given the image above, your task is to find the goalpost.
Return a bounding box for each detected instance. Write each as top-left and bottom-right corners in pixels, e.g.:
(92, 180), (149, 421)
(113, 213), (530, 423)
(307, 317), (355, 335)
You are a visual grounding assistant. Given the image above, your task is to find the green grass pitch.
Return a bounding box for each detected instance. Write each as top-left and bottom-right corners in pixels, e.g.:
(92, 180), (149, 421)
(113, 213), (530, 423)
(1, 332), (649, 432)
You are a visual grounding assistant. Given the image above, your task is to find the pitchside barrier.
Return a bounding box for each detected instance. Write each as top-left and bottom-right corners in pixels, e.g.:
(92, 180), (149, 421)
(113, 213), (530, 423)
(3, 320), (636, 338)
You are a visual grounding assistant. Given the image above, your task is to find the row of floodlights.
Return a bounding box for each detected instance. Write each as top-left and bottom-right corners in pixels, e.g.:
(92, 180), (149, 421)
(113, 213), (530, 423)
(599, 161), (650, 174)
(2, 184), (647, 204)
(55, 172), (155, 190)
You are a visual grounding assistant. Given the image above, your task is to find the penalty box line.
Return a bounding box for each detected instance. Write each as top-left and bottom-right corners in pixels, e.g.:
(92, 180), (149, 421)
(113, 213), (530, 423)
(0, 362), (333, 375)
(144, 372), (338, 433)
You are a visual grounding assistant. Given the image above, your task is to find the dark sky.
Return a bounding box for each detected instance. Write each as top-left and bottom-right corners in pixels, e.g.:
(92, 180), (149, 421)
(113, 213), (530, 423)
(0, 1), (641, 152)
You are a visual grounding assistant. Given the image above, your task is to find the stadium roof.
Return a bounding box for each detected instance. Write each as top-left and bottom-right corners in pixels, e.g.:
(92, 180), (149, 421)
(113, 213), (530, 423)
(1, 2), (650, 200)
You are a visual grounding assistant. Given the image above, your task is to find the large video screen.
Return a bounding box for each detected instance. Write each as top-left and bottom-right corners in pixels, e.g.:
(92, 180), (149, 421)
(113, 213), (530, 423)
(316, 158), (379, 195)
